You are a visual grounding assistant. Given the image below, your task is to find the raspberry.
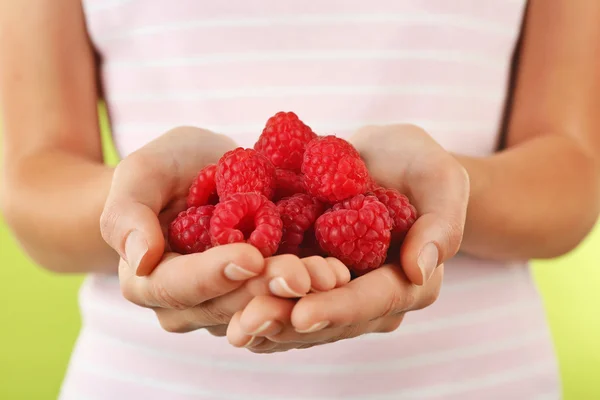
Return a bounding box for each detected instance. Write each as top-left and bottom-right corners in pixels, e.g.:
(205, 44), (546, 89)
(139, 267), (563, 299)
(315, 194), (392, 274)
(302, 136), (370, 203)
(209, 192), (283, 257)
(370, 187), (417, 242)
(168, 206), (215, 254)
(254, 111), (317, 172)
(274, 169), (306, 201)
(187, 164), (219, 208)
(297, 232), (325, 258)
(276, 194), (324, 256)
(366, 177), (379, 192)
(215, 148), (276, 200)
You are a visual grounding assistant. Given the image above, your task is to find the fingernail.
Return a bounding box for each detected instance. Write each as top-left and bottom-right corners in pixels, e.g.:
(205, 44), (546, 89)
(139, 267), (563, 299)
(243, 336), (263, 348)
(269, 277), (305, 298)
(295, 321), (330, 333)
(224, 263), (258, 281)
(418, 242), (439, 284)
(124, 230), (148, 273)
(247, 320), (273, 335)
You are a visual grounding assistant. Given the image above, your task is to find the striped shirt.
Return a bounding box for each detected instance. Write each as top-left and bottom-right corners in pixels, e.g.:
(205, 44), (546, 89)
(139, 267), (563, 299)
(59, 1), (561, 399)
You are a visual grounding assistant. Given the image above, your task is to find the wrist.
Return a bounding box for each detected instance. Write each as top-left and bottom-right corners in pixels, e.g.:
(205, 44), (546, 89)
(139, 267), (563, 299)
(3, 150), (118, 273)
(453, 154), (491, 208)
(451, 154), (494, 257)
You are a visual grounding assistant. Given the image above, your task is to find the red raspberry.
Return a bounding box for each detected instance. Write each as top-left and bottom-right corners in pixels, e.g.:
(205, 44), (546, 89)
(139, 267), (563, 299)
(209, 192), (282, 257)
(302, 136), (370, 203)
(276, 194), (324, 256)
(365, 177), (379, 192)
(274, 169), (306, 201)
(215, 148), (276, 200)
(315, 194), (392, 274)
(168, 206), (215, 254)
(370, 187), (417, 242)
(297, 232), (325, 258)
(187, 164), (219, 208)
(254, 111), (317, 172)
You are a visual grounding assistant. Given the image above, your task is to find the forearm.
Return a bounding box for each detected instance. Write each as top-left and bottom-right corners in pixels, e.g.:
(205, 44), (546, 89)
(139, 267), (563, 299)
(457, 134), (600, 260)
(2, 149), (117, 273)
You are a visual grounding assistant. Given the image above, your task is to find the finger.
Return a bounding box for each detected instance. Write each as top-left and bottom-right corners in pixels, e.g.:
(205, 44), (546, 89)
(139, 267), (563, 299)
(153, 254), (310, 332)
(267, 319), (383, 344)
(238, 296), (293, 336)
(402, 159), (469, 285)
(101, 184), (166, 277)
(119, 243), (264, 309)
(243, 339), (283, 353)
(301, 256), (337, 292)
(326, 257), (352, 288)
(246, 340), (303, 354)
(154, 303), (230, 333)
(291, 264), (443, 332)
(267, 315), (404, 344)
(227, 311), (266, 348)
(244, 254), (311, 298)
(100, 127), (236, 276)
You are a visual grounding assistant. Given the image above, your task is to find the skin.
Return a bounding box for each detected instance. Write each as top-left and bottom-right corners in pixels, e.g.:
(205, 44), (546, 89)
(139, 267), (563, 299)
(1, 0), (600, 354)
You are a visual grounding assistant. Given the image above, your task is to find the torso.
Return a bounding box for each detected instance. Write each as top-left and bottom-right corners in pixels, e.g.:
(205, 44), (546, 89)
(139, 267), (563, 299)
(59, 1), (560, 398)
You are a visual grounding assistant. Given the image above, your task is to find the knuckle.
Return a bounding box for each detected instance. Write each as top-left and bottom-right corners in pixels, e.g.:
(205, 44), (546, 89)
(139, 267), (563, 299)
(422, 283), (442, 309)
(379, 269), (408, 316)
(399, 290), (418, 313)
(99, 202), (121, 246)
(381, 290), (400, 318)
(327, 326), (359, 343)
(156, 312), (192, 334)
(120, 152), (172, 188)
(151, 282), (188, 310)
(120, 152), (152, 175)
(120, 281), (138, 305)
(195, 301), (232, 325)
(378, 315), (405, 333)
(189, 276), (220, 303)
(442, 219), (464, 257)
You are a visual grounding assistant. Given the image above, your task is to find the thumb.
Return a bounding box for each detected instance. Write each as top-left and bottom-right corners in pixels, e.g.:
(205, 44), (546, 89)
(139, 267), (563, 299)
(400, 213), (464, 286)
(100, 199), (165, 277)
(100, 156), (169, 277)
(400, 162), (469, 286)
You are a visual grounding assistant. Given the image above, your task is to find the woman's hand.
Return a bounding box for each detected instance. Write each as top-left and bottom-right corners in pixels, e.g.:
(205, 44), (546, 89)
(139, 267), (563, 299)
(100, 126), (236, 276)
(99, 126), (251, 333)
(351, 124), (470, 285)
(100, 126), (350, 334)
(118, 248), (350, 336)
(226, 124), (468, 352)
(227, 263), (442, 352)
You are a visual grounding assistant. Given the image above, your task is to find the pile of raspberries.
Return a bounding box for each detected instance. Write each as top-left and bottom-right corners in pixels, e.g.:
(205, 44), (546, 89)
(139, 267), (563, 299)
(168, 112), (417, 276)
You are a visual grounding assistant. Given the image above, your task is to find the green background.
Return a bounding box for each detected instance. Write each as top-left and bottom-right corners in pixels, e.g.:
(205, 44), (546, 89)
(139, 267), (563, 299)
(0, 117), (599, 398)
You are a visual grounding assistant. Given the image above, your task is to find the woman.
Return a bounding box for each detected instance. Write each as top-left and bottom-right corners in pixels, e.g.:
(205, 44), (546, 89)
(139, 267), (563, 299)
(1, 0), (599, 398)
